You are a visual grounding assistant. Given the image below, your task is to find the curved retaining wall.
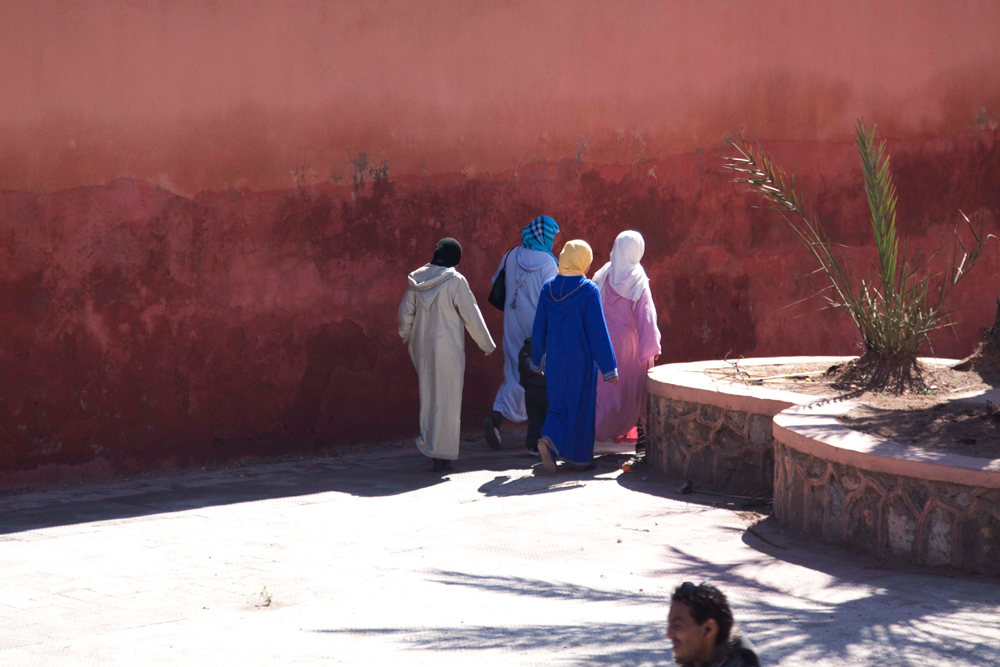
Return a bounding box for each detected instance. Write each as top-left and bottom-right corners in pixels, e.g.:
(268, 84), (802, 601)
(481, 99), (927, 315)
(644, 357), (843, 496)
(775, 400), (1000, 576)
(646, 356), (1000, 575)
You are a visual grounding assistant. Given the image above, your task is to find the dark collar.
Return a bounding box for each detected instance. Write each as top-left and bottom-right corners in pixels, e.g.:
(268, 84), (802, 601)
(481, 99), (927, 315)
(683, 633), (759, 667)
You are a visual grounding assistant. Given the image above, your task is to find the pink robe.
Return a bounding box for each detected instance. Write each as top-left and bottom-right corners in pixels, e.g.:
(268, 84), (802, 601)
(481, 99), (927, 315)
(595, 283), (661, 442)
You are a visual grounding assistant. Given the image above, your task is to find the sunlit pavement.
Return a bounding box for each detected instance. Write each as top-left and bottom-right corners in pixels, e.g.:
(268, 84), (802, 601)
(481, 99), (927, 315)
(0, 432), (998, 666)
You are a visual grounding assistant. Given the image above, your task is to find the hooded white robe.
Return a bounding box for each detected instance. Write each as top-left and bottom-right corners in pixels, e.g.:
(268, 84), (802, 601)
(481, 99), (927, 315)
(399, 264), (496, 460)
(490, 247), (559, 422)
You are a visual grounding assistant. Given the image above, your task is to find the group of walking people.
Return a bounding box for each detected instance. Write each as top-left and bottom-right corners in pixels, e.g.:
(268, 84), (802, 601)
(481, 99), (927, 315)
(398, 216), (661, 473)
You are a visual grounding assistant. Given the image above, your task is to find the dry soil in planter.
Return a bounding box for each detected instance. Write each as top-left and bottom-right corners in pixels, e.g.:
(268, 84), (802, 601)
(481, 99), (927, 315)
(707, 360), (1000, 459)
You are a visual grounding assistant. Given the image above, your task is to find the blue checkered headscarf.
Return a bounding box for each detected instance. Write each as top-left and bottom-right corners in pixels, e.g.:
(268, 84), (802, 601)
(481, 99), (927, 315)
(521, 216), (560, 259)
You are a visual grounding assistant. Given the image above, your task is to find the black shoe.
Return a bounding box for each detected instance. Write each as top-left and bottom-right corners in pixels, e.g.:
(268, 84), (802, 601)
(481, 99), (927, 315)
(432, 458), (454, 472)
(483, 412), (502, 450)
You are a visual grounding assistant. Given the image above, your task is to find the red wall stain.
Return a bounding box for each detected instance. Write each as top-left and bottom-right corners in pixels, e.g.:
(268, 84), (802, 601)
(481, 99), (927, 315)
(0, 1), (998, 483)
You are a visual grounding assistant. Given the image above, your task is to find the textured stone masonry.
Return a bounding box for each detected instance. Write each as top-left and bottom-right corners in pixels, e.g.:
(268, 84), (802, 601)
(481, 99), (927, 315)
(774, 442), (1000, 576)
(646, 393), (774, 496)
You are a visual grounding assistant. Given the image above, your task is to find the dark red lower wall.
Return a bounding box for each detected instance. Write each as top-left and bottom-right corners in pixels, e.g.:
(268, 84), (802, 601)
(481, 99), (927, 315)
(1, 132), (998, 485)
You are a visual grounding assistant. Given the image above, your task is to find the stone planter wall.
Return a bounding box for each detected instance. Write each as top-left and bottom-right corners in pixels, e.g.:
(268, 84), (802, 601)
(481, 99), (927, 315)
(645, 357), (1000, 576)
(775, 397), (1000, 577)
(774, 441), (1000, 576)
(644, 357), (833, 497)
(646, 394), (775, 496)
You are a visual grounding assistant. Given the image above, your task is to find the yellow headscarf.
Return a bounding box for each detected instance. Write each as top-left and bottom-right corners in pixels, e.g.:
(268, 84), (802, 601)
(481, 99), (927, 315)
(558, 239), (593, 276)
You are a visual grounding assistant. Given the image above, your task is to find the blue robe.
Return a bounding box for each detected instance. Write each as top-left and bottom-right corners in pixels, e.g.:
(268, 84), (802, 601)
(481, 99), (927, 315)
(531, 275), (618, 465)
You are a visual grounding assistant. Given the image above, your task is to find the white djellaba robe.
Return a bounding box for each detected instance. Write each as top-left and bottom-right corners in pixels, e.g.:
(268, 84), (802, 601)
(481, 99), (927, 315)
(490, 247), (558, 422)
(398, 264), (496, 460)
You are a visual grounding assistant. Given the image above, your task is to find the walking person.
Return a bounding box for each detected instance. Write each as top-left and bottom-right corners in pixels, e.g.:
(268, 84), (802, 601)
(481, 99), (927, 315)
(483, 216), (560, 450)
(593, 231), (661, 445)
(530, 240), (618, 473)
(398, 238), (496, 472)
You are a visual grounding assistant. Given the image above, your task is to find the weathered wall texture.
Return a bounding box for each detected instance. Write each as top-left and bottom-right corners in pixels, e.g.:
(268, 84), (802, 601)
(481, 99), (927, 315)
(1, 1), (999, 482)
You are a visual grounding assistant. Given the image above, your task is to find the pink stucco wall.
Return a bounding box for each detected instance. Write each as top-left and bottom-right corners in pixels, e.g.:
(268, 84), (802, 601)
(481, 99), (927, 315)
(0, 0), (998, 484)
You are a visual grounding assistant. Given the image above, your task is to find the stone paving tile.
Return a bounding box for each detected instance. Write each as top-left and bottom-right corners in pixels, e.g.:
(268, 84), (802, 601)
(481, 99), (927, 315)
(0, 438), (997, 665)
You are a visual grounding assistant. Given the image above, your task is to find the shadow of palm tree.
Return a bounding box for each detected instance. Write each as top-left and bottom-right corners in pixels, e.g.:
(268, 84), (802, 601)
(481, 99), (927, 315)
(426, 570), (668, 606)
(642, 543), (1000, 665)
(312, 563), (1000, 664)
(314, 622), (672, 666)
(839, 401), (1000, 457)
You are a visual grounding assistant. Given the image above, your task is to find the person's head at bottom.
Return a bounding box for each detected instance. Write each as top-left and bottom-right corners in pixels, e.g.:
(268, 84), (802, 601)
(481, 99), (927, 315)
(666, 582), (734, 666)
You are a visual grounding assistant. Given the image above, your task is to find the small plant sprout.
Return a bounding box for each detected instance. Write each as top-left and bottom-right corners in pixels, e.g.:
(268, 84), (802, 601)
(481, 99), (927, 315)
(258, 586), (272, 607)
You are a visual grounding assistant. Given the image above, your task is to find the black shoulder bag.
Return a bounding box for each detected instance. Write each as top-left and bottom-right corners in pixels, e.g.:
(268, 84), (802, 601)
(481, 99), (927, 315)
(488, 247), (516, 311)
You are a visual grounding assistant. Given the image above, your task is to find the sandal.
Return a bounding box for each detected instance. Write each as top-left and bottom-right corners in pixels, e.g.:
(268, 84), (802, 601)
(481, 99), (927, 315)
(537, 437), (559, 474)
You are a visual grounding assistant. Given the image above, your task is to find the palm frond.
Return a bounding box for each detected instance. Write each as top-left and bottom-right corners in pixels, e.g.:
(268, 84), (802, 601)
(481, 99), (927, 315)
(724, 119), (994, 388)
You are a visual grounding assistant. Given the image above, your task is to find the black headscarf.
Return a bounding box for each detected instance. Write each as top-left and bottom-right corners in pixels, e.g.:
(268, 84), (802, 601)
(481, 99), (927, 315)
(430, 237), (462, 268)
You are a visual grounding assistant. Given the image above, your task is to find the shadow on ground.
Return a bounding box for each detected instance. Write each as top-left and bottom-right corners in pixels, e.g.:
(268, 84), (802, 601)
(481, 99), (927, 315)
(643, 542), (1000, 665)
(311, 566), (1000, 666)
(0, 429), (630, 536)
(314, 622), (672, 666)
(739, 514), (1000, 586)
(314, 570), (672, 666)
(477, 455), (626, 498)
(615, 465), (772, 512)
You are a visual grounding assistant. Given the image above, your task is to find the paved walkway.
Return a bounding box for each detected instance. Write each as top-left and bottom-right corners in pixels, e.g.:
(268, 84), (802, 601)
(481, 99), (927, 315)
(0, 431), (998, 666)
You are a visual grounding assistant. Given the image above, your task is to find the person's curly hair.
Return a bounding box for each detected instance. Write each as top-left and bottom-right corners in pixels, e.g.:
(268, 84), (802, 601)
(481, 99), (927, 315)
(670, 582), (734, 647)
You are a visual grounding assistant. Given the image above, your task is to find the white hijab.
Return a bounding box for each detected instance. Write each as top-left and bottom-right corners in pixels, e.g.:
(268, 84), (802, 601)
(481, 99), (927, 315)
(592, 230), (649, 302)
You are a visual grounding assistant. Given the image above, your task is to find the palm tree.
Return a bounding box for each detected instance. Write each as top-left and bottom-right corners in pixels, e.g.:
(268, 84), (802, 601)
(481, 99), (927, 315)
(725, 119), (993, 394)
